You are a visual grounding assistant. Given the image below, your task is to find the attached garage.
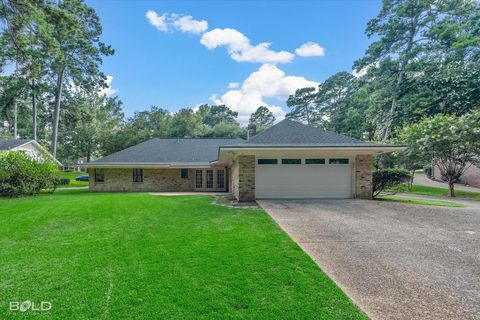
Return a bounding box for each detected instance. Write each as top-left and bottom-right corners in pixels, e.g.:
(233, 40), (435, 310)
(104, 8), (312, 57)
(255, 157), (353, 199)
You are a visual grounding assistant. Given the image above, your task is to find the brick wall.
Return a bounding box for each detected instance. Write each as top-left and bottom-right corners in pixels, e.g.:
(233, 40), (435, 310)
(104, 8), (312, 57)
(231, 155), (255, 202)
(88, 168), (195, 192)
(355, 155), (373, 199)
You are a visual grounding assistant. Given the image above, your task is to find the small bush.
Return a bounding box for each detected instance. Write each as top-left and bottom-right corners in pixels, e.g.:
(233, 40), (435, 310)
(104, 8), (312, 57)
(55, 178), (71, 185)
(373, 168), (411, 198)
(0, 151), (59, 197)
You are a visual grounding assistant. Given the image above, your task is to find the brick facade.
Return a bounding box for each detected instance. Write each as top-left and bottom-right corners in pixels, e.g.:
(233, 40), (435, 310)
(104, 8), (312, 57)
(88, 168), (195, 192)
(231, 155), (255, 202)
(355, 155), (373, 199)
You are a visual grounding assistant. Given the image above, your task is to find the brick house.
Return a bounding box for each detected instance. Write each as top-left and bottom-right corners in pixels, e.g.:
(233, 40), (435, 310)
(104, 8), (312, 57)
(85, 119), (402, 201)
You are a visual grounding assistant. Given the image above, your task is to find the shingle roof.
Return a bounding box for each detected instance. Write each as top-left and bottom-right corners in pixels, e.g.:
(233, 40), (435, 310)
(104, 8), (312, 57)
(223, 119), (388, 147)
(0, 139), (32, 150)
(91, 138), (245, 164)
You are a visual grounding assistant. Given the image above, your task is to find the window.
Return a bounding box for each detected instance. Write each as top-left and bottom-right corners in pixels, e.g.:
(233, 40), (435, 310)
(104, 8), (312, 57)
(133, 169), (143, 183)
(306, 158), (325, 164)
(217, 169), (225, 189)
(329, 158), (349, 164)
(206, 170), (214, 189)
(195, 170), (203, 188)
(258, 159), (278, 165)
(94, 169), (104, 183)
(181, 168), (189, 179)
(281, 159), (301, 165)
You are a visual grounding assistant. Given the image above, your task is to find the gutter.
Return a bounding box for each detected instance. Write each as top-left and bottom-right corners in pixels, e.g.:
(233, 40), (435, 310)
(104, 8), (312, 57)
(216, 145), (405, 160)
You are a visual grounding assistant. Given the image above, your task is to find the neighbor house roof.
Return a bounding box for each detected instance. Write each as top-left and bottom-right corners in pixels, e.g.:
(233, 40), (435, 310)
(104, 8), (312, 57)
(0, 138), (62, 166)
(221, 119), (400, 148)
(0, 139), (33, 150)
(89, 138), (244, 166)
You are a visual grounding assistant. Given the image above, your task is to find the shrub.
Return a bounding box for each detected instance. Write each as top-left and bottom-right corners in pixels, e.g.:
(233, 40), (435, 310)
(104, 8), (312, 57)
(372, 168), (411, 198)
(55, 178), (71, 185)
(0, 151), (59, 197)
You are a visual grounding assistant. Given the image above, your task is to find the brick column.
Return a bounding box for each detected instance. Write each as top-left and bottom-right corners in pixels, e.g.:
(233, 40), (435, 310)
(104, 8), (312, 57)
(233, 155), (255, 202)
(355, 155), (373, 199)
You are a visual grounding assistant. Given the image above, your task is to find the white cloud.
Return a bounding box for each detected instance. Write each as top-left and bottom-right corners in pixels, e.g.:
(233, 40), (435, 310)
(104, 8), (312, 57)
(295, 42), (325, 57)
(99, 75), (118, 96)
(173, 15), (208, 34)
(228, 82), (239, 89)
(211, 64), (319, 124)
(200, 28), (294, 64)
(146, 10), (168, 32)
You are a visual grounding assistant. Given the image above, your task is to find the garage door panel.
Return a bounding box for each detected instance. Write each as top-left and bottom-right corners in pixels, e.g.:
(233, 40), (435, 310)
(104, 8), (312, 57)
(256, 165), (352, 199)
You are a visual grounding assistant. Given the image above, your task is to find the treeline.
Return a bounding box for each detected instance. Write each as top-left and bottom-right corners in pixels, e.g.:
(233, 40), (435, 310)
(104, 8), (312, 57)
(96, 104), (275, 163)
(285, 0), (480, 141)
(0, 0), (113, 158)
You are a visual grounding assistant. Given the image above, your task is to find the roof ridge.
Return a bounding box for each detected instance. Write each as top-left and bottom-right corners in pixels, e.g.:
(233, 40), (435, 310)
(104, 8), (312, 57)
(149, 137), (244, 140)
(247, 119), (291, 143)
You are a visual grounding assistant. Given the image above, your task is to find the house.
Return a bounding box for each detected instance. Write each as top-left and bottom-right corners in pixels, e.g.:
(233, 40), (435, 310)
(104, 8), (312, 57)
(85, 119), (402, 201)
(0, 139), (62, 166)
(432, 162), (480, 187)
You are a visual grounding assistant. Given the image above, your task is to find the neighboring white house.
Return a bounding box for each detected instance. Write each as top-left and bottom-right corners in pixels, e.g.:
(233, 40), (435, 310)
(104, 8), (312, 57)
(0, 139), (62, 166)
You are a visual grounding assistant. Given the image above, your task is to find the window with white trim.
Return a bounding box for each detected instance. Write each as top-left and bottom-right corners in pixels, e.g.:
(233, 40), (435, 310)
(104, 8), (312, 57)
(206, 170), (214, 188)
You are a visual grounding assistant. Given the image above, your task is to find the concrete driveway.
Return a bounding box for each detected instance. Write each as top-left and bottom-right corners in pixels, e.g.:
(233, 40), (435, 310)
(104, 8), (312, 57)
(258, 199), (480, 320)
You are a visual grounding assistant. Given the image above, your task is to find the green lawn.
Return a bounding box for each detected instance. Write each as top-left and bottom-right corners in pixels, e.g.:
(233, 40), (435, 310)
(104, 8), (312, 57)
(397, 184), (480, 201)
(0, 190), (366, 319)
(378, 195), (465, 207)
(57, 171), (89, 188)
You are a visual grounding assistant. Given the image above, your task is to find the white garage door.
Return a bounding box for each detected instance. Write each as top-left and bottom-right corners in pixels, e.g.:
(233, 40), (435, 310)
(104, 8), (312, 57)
(255, 158), (352, 199)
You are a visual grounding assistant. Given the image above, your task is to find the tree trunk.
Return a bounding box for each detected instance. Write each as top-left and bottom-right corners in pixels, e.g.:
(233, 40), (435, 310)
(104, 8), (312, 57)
(51, 67), (65, 157)
(31, 79), (37, 140)
(447, 179), (455, 197)
(382, 13), (419, 141)
(408, 170), (415, 192)
(13, 98), (18, 139)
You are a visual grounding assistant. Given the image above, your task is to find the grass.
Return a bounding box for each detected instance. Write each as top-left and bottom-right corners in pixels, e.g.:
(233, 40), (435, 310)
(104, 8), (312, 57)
(378, 195), (465, 207)
(0, 190), (366, 319)
(57, 171), (89, 188)
(396, 184), (480, 201)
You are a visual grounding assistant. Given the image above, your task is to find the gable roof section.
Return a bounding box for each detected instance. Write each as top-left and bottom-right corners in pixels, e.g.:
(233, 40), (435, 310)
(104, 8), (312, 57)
(0, 139), (33, 150)
(223, 119), (398, 148)
(90, 138), (244, 165)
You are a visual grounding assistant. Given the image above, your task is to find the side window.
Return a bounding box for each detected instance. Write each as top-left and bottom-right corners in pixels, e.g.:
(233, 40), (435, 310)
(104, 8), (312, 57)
(181, 169), (189, 179)
(329, 158), (349, 164)
(133, 169), (143, 183)
(94, 169), (105, 183)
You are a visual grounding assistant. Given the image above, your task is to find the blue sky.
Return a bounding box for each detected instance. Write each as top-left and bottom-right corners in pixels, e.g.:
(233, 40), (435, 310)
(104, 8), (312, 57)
(89, 0), (381, 123)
